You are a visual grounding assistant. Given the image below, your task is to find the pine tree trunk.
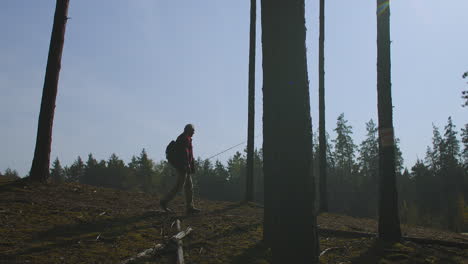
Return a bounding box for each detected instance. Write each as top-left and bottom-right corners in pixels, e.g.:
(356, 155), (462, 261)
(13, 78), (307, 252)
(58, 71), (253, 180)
(245, 0), (256, 202)
(262, 0), (319, 262)
(30, 0), (70, 182)
(318, 0), (328, 213)
(376, 0), (402, 242)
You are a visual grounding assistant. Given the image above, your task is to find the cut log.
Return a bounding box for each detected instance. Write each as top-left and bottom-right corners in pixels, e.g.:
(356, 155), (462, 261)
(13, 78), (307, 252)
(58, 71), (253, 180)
(403, 236), (468, 249)
(318, 228), (468, 249)
(172, 226), (193, 241)
(319, 247), (345, 258)
(121, 220), (193, 264)
(175, 219), (185, 264)
(121, 244), (164, 264)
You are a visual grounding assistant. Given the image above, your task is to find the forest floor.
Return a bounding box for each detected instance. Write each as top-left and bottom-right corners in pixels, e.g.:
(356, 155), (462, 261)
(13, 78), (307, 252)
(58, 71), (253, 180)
(0, 177), (467, 264)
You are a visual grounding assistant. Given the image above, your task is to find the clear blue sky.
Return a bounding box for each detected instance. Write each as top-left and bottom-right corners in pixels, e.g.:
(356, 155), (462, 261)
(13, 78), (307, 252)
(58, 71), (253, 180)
(1, 0), (467, 176)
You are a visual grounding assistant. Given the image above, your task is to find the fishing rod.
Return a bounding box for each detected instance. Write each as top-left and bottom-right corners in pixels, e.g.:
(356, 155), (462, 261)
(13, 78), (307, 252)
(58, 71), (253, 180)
(206, 134), (262, 160)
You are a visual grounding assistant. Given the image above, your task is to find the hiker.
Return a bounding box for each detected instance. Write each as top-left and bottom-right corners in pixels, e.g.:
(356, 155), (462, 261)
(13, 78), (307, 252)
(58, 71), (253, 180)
(160, 124), (201, 214)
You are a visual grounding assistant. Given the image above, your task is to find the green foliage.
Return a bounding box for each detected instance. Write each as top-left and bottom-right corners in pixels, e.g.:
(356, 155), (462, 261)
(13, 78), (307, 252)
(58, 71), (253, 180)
(416, 117), (465, 231)
(3, 168), (20, 179)
(66, 156), (85, 183)
(50, 157), (65, 183)
(134, 149), (158, 193)
(333, 113), (357, 171)
(358, 119), (379, 179)
(425, 124), (443, 172)
(5, 113), (464, 233)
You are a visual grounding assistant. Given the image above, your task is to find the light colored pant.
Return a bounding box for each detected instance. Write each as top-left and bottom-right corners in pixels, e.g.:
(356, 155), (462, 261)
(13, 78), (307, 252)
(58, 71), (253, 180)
(162, 167), (194, 209)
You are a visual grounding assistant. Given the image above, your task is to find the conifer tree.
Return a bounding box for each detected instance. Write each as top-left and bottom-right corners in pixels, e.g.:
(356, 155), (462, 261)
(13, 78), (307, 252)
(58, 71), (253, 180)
(50, 157), (65, 183)
(81, 153), (98, 185)
(333, 113), (356, 174)
(261, 0), (319, 261)
(376, 0), (401, 242)
(358, 119), (379, 217)
(30, 0), (70, 182)
(67, 156), (85, 183)
(245, 0), (256, 202)
(3, 168), (20, 179)
(440, 117), (463, 231)
(358, 119), (379, 179)
(425, 125), (443, 172)
(318, 0), (328, 213)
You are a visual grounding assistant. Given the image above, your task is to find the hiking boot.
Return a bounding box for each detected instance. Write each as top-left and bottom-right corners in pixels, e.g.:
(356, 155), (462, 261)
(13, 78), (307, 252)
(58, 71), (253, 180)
(160, 200), (173, 213)
(186, 207), (201, 215)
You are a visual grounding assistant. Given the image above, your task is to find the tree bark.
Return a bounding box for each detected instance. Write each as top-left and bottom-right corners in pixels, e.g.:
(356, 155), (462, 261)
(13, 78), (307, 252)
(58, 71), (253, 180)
(261, 0), (319, 262)
(30, 0), (70, 182)
(376, 0), (402, 242)
(318, 0), (328, 213)
(246, 0), (256, 202)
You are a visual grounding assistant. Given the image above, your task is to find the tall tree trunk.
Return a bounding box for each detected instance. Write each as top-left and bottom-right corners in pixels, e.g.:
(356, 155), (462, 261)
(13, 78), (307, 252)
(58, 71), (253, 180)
(376, 0), (402, 242)
(30, 0), (70, 182)
(318, 0), (328, 213)
(245, 0), (256, 202)
(262, 0), (319, 262)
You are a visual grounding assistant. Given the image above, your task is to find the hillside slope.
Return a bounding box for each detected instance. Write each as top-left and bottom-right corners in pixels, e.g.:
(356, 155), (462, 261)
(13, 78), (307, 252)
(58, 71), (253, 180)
(0, 179), (467, 264)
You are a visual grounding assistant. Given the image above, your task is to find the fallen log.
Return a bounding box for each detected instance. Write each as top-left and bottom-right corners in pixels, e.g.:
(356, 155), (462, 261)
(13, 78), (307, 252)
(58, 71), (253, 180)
(319, 247), (345, 258)
(174, 219), (186, 264)
(121, 219), (193, 264)
(403, 236), (468, 249)
(318, 228), (468, 249)
(121, 244), (165, 264)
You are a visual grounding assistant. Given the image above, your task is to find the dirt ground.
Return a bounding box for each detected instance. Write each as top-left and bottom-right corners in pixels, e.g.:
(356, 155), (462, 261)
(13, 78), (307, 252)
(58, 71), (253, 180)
(0, 178), (467, 263)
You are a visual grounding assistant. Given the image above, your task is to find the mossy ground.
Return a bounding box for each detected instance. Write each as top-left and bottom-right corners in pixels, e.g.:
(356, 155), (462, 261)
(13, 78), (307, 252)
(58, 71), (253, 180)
(0, 178), (467, 263)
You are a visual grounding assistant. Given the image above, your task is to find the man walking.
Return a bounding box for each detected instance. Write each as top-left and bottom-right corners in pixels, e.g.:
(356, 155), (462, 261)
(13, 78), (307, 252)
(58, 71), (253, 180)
(160, 124), (201, 214)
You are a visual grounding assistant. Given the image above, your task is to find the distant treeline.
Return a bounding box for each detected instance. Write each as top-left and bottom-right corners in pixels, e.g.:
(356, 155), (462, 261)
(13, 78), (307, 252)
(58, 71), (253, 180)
(2, 114), (467, 231)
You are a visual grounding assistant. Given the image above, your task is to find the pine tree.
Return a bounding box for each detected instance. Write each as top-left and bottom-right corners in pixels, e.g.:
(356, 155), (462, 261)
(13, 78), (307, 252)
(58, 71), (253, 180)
(441, 117), (460, 164)
(135, 149), (156, 192)
(440, 117), (463, 231)
(358, 119), (379, 179)
(425, 124), (443, 172)
(30, 0), (70, 182)
(67, 156), (85, 183)
(332, 113), (357, 197)
(394, 137), (404, 174)
(333, 113), (356, 171)
(106, 153), (132, 189)
(358, 119), (379, 217)
(318, 0), (327, 213)
(261, 0), (319, 261)
(411, 160), (435, 217)
(376, 0), (401, 242)
(245, 0), (256, 202)
(50, 157), (65, 183)
(3, 168), (20, 179)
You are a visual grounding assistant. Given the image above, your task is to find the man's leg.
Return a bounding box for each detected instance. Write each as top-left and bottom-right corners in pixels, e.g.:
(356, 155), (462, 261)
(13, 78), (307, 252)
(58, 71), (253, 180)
(160, 168), (186, 211)
(184, 173), (200, 214)
(184, 173), (194, 209)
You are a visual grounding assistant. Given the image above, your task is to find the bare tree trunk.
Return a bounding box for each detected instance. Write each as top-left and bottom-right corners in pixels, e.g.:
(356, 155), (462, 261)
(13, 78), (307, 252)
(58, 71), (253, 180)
(30, 0), (70, 182)
(376, 0), (402, 242)
(318, 0), (328, 213)
(245, 0), (256, 202)
(262, 0), (319, 262)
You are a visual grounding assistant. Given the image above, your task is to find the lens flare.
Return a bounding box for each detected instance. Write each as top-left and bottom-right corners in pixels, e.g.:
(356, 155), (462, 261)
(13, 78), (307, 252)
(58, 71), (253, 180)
(377, 0), (390, 16)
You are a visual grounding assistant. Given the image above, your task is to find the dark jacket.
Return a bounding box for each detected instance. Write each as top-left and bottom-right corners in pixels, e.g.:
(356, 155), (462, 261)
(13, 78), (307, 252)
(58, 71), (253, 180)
(175, 133), (195, 173)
